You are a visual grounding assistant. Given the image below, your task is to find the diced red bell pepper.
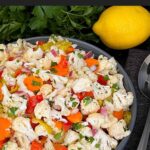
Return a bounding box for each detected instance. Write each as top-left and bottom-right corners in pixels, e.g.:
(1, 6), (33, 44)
(97, 75), (107, 85)
(62, 121), (72, 132)
(0, 70), (3, 79)
(14, 68), (22, 77)
(36, 41), (45, 46)
(75, 91), (94, 100)
(26, 94), (43, 114)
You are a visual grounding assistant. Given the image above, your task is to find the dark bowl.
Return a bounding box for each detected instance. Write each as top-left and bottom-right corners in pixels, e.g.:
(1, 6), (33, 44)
(24, 36), (137, 150)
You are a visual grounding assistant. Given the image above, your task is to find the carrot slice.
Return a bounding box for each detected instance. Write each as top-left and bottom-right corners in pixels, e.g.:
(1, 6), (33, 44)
(0, 118), (11, 141)
(31, 140), (43, 150)
(66, 112), (83, 123)
(54, 120), (63, 129)
(0, 89), (3, 101)
(0, 140), (5, 149)
(67, 46), (74, 53)
(53, 143), (68, 150)
(113, 109), (124, 120)
(85, 58), (99, 67)
(24, 76), (43, 92)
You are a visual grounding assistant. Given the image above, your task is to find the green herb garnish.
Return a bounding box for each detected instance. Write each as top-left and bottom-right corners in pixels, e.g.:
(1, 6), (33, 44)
(77, 53), (84, 58)
(50, 68), (57, 73)
(51, 61), (57, 67)
(32, 80), (41, 86)
(104, 75), (109, 81)
(36, 69), (40, 74)
(8, 107), (18, 117)
(86, 136), (94, 143)
(54, 132), (62, 140)
(72, 123), (83, 130)
(83, 96), (92, 106)
(112, 83), (120, 92)
(95, 143), (100, 148)
(70, 97), (75, 101)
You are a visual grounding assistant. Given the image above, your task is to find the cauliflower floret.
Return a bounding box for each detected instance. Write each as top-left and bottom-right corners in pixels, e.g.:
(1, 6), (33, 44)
(108, 120), (131, 140)
(113, 89), (134, 111)
(36, 56), (51, 70)
(93, 82), (112, 100)
(68, 142), (85, 150)
(86, 113), (117, 129)
(12, 117), (37, 141)
(98, 55), (117, 75)
(35, 124), (48, 137)
(81, 98), (100, 115)
(39, 84), (52, 98)
(86, 113), (105, 129)
(45, 48), (60, 63)
(64, 130), (80, 145)
(5, 59), (23, 73)
(17, 74), (34, 96)
(0, 48), (8, 66)
(12, 132), (30, 150)
(78, 126), (93, 137)
(54, 96), (70, 116)
(50, 109), (67, 123)
(72, 77), (92, 93)
(94, 129), (118, 150)
(44, 139), (55, 150)
(23, 47), (43, 62)
(34, 100), (51, 119)
(116, 74), (124, 89)
(68, 50), (86, 69)
(2, 141), (20, 150)
(2, 68), (16, 86)
(32, 68), (51, 81)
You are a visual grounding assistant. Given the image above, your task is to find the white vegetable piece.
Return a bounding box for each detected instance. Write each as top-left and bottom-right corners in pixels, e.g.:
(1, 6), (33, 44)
(34, 100), (51, 119)
(12, 117), (37, 141)
(2, 141), (19, 150)
(94, 129), (118, 150)
(113, 89), (134, 111)
(13, 132), (31, 150)
(72, 77), (92, 93)
(44, 138), (55, 150)
(54, 96), (70, 116)
(93, 82), (112, 100)
(35, 124), (48, 137)
(64, 130), (80, 145)
(39, 84), (52, 98)
(80, 99), (100, 115)
(78, 126), (93, 137)
(108, 120), (131, 140)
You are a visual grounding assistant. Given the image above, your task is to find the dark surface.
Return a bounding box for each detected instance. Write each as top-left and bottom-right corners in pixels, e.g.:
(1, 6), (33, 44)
(115, 49), (150, 150)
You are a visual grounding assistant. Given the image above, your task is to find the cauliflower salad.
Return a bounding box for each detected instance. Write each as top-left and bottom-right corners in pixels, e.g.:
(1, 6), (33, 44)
(0, 35), (133, 150)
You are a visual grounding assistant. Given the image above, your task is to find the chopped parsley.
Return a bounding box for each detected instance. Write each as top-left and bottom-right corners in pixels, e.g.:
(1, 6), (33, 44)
(86, 136), (94, 143)
(51, 61), (57, 67)
(8, 107), (18, 117)
(50, 68), (57, 73)
(83, 96), (93, 106)
(70, 97), (75, 101)
(104, 75), (109, 81)
(77, 53), (84, 58)
(54, 132), (62, 140)
(36, 69), (40, 74)
(79, 133), (84, 139)
(72, 101), (78, 107)
(72, 123), (83, 130)
(32, 80), (41, 86)
(112, 83), (120, 92)
(95, 143), (100, 148)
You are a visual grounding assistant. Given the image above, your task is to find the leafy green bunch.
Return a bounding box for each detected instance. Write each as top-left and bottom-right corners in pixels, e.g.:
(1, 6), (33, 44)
(0, 6), (104, 43)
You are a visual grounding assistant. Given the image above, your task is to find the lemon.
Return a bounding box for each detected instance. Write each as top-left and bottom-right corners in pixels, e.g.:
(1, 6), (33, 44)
(93, 6), (150, 50)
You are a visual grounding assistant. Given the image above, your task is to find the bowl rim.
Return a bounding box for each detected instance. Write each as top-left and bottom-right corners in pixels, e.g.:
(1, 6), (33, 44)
(23, 36), (137, 150)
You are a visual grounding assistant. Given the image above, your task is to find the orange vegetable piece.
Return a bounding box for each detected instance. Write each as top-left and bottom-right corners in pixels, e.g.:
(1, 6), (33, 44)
(51, 55), (69, 77)
(0, 82), (3, 88)
(113, 109), (124, 120)
(14, 68), (22, 77)
(66, 112), (83, 123)
(31, 140), (43, 150)
(53, 143), (68, 150)
(24, 76), (43, 92)
(85, 58), (99, 68)
(0, 89), (3, 101)
(0, 118), (11, 141)
(54, 120), (63, 129)
(67, 46), (74, 53)
(0, 140), (5, 149)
